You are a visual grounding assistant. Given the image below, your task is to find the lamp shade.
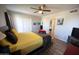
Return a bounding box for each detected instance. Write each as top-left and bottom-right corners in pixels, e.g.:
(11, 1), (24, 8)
(0, 31), (6, 40)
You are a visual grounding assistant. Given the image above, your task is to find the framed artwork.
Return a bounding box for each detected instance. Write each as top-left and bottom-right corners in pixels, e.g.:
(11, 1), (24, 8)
(57, 18), (64, 25)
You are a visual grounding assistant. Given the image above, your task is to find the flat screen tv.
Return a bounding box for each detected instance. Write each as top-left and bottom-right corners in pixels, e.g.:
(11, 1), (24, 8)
(71, 28), (79, 39)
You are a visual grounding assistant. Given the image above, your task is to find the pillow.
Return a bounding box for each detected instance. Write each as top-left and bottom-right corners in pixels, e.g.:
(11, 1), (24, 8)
(11, 29), (18, 37)
(0, 31), (6, 40)
(5, 31), (18, 44)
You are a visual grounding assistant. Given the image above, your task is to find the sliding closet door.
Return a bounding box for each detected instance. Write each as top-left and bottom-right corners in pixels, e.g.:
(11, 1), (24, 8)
(11, 13), (32, 33)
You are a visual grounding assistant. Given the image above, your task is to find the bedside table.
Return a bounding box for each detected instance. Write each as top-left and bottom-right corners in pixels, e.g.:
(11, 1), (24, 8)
(0, 45), (10, 55)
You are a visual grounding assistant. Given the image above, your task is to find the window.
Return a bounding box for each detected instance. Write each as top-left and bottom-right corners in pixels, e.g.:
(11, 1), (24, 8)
(11, 13), (32, 33)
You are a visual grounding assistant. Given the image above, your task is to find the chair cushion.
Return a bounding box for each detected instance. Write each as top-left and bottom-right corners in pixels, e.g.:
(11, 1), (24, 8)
(68, 36), (79, 47)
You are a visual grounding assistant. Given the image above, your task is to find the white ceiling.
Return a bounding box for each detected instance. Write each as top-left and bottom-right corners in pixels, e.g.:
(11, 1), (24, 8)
(2, 4), (79, 17)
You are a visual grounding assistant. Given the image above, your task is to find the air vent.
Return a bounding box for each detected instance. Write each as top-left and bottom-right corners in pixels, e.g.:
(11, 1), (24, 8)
(70, 9), (78, 13)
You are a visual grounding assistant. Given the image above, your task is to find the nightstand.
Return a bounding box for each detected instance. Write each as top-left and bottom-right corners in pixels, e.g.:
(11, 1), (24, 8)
(0, 45), (10, 55)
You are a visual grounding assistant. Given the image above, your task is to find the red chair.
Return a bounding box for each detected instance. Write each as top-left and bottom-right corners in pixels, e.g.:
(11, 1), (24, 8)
(38, 29), (46, 34)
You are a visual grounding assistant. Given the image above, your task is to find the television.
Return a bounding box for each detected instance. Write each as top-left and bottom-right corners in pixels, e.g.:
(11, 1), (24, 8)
(71, 28), (79, 39)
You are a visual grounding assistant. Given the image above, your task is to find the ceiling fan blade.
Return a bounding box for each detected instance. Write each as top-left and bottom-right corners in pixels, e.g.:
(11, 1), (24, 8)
(31, 7), (39, 10)
(40, 4), (46, 10)
(43, 10), (51, 12)
(34, 11), (38, 13)
(31, 4), (51, 14)
(43, 4), (46, 8)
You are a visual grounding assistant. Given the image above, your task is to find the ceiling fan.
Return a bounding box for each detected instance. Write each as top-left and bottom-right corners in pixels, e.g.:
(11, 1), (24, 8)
(31, 4), (51, 14)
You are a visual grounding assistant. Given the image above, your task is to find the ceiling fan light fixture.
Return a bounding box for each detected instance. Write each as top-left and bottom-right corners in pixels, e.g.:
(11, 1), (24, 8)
(38, 11), (43, 14)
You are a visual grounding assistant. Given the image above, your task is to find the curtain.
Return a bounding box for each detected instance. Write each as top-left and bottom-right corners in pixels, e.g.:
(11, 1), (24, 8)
(10, 12), (32, 33)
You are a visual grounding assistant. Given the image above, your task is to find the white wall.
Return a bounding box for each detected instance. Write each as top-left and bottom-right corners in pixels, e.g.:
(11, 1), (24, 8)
(55, 9), (79, 42)
(0, 5), (6, 27)
(42, 8), (79, 42)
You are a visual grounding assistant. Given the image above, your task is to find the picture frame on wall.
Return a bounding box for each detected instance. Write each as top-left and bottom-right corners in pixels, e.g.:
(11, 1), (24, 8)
(57, 18), (64, 25)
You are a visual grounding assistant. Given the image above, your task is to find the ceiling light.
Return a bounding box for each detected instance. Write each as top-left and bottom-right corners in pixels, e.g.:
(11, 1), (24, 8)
(38, 11), (43, 14)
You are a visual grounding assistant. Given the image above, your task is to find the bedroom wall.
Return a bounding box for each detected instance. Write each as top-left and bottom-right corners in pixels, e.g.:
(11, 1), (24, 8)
(0, 5), (6, 27)
(42, 8), (79, 42)
(32, 16), (41, 33)
(54, 8), (79, 42)
(42, 15), (53, 33)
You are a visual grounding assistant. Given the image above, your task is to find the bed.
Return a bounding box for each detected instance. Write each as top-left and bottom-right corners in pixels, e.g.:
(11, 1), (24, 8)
(0, 26), (52, 55)
(0, 29), (44, 54)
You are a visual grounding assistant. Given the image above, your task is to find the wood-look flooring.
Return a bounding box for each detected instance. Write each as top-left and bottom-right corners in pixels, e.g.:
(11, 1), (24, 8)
(40, 38), (67, 55)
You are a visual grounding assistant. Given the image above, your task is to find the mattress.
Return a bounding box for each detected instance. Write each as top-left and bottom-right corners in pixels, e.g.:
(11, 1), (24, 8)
(0, 32), (43, 54)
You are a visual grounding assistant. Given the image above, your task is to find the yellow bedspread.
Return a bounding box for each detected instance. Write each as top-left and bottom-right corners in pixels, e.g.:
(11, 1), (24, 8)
(0, 30), (43, 54)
